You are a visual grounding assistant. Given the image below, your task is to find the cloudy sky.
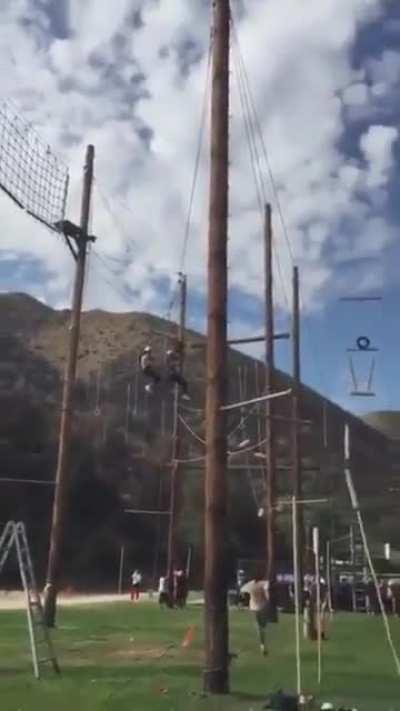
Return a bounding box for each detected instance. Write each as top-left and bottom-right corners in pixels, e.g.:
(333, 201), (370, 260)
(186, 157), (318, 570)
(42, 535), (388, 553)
(1, 0), (400, 415)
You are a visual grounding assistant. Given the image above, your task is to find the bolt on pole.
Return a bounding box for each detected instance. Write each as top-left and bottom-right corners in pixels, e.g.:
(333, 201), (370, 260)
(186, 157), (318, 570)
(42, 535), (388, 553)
(43, 145), (95, 627)
(203, 0), (230, 695)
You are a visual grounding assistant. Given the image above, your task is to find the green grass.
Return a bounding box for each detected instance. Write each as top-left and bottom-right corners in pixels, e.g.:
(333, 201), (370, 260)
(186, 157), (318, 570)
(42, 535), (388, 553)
(1, 603), (400, 710)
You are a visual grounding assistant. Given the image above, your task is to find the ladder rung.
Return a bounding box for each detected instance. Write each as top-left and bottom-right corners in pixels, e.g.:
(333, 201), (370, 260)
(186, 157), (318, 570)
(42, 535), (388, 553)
(1, 521), (59, 677)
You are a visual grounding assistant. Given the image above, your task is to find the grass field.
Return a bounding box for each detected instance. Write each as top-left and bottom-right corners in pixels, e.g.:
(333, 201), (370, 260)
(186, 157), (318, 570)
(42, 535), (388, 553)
(1, 602), (400, 710)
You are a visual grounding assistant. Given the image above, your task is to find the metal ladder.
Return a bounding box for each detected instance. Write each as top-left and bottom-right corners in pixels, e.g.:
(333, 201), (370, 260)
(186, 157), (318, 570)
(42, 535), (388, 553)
(0, 521), (60, 678)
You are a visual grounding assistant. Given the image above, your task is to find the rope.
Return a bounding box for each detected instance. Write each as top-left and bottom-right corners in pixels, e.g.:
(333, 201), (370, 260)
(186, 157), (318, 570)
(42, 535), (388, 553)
(90, 251), (133, 303)
(229, 437), (267, 458)
(231, 20), (290, 310)
(93, 179), (136, 255)
(232, 44), (264, 220)
(226, 402), (259, 442)
(178, 30), (213, 273)
(231, 12), (326, 395)
(172, 455), (205, 465)
(163, 30), (212, 326)
(171, 435), (271, 465)
(178, 414), (206, 445)
(344, 458), (400, 676)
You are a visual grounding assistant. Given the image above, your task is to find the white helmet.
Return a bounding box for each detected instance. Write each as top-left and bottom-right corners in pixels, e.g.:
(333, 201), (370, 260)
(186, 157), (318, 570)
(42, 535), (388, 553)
(144, 345), (152, 353)
(320, 704), (334, 710)
(166, 349), (173, 355)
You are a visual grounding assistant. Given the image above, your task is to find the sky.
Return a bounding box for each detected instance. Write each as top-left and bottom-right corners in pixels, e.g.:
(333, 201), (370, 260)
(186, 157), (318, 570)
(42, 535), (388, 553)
(0, 0), (400, 417)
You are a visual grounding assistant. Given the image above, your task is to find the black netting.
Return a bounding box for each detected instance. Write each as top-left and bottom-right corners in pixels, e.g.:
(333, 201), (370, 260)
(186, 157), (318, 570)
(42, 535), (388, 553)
(0, 101), (69, 230)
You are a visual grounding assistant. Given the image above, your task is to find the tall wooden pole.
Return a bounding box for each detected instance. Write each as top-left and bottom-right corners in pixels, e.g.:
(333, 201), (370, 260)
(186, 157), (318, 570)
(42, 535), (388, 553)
(167, 273), (187, 600)
(264, 203), (277, 619)
(118, 545), (125, 595)
(292, 265), (304, 614)
(204, 0), (230, 695)
(43, 145), (95, 627)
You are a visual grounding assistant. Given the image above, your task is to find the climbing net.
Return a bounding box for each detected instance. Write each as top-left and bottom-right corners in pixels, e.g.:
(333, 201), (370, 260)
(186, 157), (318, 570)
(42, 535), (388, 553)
(0, 100), (69, 230)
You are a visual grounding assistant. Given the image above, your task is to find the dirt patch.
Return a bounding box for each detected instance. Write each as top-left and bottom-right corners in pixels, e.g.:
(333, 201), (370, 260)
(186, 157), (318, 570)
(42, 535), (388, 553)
(108, 643), (176, 661)
(0, 592), (144, 610)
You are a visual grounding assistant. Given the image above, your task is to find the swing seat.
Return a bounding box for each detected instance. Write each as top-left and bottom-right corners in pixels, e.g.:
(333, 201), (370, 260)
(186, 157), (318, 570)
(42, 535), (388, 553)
(349, 391), (375, 397)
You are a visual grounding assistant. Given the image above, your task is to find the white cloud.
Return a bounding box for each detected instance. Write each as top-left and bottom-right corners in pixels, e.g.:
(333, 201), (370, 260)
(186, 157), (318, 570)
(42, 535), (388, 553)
(360, 124), (398, 189)
(0, 0), (398, 326)
(342, 82), (369, 106)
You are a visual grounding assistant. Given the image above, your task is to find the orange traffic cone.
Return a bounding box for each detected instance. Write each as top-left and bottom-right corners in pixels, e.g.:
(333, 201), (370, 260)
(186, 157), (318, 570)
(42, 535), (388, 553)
(181, 625), (196, 648)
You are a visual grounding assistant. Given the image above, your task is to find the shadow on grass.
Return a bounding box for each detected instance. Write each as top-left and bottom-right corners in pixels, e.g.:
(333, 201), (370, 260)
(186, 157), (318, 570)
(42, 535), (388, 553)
(231, 690), (267, 702)
(54, 661), (202, 683)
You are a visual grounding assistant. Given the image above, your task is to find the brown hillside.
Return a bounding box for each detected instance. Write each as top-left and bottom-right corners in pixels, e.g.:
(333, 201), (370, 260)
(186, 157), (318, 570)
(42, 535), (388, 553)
(1, 292), (398, 580)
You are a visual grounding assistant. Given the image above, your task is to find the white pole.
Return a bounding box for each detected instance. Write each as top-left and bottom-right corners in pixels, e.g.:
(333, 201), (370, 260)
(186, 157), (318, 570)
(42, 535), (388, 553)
(125, 383), (132, 444)
(134, 364), (139, 415)
(186, 545), (192, 579)
(118, 545), (125, 595)
(344, 424), (400, 677)
(313, 526), (322, 684)
(326, 540), (333, 612)
(292, 495), (302, 697)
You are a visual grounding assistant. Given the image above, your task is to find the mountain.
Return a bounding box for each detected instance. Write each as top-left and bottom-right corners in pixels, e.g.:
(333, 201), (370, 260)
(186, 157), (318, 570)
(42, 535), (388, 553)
(0, 293), (396, 589)
(362, 411), (400, 441)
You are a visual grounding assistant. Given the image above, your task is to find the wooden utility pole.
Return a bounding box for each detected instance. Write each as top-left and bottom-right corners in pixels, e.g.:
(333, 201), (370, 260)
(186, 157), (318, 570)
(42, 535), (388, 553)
(264, 203), (277, 619)
(166, 273), (187, 600)
(204, 0), (230, 695)
(43, 145), (95, 627)
(292, 265), (304, 614)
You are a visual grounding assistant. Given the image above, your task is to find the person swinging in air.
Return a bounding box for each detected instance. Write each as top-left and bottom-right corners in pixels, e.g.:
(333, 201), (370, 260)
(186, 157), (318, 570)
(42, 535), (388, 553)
(166, 345), (190, 400)
(139, 345), (161, 394)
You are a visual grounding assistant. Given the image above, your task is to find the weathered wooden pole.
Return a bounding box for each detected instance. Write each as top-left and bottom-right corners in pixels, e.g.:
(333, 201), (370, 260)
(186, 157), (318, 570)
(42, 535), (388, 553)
(167, 273), (187, 601)
(204, 0), (230, 694)
(264, 203), (278, 620)
(43, 145), (95, 627)
(292, 265), (304, 614)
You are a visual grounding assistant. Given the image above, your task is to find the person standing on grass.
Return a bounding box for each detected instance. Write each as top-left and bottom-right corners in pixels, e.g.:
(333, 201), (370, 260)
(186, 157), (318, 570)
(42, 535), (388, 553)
(173, 568), (188, 609)
(236, 568), (246, 608)
(241, 573), (270, 656)
(130, 569), (142, 602)
(158, 575), (170, 608)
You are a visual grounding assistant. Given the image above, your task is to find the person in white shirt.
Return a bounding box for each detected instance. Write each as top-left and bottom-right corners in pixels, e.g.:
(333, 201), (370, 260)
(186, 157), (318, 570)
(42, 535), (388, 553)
(139, 346), (161, 394)
(241, 573), (270, 655)
(130, 569), (142, 602)
(158, 575), (169, 608)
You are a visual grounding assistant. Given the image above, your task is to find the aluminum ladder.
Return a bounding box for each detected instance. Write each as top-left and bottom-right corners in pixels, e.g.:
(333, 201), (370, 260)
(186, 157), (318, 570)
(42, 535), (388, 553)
(0, 521), (60, 678)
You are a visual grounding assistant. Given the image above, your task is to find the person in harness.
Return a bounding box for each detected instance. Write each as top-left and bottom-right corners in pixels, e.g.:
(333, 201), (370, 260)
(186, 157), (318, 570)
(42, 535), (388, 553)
(139, 345), (161, 394)
(166, 346), (190, 400)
